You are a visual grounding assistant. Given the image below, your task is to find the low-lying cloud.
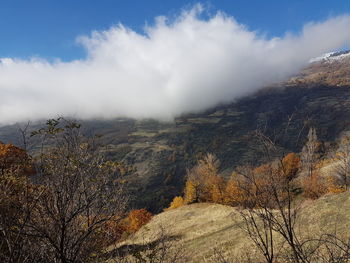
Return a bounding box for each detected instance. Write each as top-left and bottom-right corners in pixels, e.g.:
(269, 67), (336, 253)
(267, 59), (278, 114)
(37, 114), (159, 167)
(1, 5), (350, 125)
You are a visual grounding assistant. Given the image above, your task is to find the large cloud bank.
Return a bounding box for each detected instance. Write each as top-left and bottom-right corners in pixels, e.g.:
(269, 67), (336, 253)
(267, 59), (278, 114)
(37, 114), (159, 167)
(1, 5), (350, 125)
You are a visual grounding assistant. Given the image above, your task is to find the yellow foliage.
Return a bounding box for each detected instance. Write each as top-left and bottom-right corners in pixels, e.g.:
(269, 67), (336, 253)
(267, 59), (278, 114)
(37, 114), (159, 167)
(206, 176), (223, 203)
(184, 180), (199, 204)
(166, 196), (185, 210)
(184, 153), (223, 203)
(184, 175), (225, 204)
(326, 176), (346, 194)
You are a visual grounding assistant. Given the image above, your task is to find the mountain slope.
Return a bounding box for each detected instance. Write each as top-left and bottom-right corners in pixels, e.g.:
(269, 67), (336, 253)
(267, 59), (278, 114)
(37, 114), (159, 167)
(1, 53), (350, 212)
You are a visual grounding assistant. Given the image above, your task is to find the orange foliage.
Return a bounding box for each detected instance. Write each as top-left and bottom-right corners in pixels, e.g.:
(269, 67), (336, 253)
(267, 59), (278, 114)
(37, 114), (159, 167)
(251, 163), (292, 208)
(302, 173), (327, 199)
(184, 175), (225, 204)
(282, 153), (300, 180)
(184, 153), (225, 204)
(180, 151), (347, 209)
(224, 176), (246, 206)
(302, 173), (347, 199)
(0, 173), (28, 217)
(125, 209), (153, 233)
(250, 176), (275, 208)
(0, 142), (35, 175)
(98, 217), (127, 246)
(79, 209), (153, 247)
(206, 175), (226, 203)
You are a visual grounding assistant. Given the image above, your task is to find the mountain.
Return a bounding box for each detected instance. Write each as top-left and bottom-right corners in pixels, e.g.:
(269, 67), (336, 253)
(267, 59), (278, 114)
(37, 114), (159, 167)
(309, 50), (350, 63)
(1, 52), (350, 212)
(287, 50), (350, 87)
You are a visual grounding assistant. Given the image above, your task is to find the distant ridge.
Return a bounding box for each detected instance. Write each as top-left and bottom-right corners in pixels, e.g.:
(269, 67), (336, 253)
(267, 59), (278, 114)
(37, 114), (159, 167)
(310, 50), (350, 63)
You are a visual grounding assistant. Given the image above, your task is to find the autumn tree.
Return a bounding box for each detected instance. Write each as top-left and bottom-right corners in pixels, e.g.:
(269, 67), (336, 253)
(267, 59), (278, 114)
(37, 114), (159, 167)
(25, 119), (127, 263)
(167, 196), (185, 210)
(183, 179), (200, 204)
(281, 152), (301, 180)
(184, 153), (223, 203)
(0, 141), (34, 175)
(98, 216), (128, 247)
(125, 209), (153, 233)
(224, 172), (246, 206)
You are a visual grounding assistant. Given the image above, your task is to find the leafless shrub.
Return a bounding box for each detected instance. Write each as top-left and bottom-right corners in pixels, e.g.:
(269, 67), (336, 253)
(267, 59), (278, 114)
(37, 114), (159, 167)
(334, 135), (350, 189)
(238, 127), (350, 263)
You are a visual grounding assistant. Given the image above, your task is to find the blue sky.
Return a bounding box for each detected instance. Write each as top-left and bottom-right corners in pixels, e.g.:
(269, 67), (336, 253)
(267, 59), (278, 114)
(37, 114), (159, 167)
(1, 0), (350, 124)
(1, 0), (350, 61)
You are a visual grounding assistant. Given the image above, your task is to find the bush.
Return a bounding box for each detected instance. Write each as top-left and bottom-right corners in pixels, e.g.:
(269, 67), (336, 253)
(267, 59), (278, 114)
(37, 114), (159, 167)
(167, 196), (185, 210)
(302, 173), (327, 199)
(125, 209), (153, 233)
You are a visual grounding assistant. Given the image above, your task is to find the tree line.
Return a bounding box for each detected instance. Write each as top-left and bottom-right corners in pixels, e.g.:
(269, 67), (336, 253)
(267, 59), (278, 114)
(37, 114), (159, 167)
(167, 127), (350, 262)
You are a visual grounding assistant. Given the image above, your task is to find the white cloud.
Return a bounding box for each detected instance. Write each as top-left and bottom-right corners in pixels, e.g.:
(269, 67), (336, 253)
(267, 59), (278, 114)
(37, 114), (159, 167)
(1, 5), (350, 125)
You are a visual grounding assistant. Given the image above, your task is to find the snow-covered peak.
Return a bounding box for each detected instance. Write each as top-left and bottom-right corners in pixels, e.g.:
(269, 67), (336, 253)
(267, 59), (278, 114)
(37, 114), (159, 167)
(310, 50), (350, 63)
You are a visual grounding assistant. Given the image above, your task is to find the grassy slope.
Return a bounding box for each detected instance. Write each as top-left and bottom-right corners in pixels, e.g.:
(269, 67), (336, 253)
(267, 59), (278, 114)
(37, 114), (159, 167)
(113, 191), (350, 262)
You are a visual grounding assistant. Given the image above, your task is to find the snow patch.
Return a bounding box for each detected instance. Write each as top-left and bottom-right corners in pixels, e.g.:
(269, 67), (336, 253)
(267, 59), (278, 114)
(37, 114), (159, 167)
(310, 50), (350, 63)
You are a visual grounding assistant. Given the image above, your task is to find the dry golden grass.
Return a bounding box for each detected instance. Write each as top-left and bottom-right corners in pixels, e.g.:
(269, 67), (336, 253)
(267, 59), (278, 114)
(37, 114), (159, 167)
(108, 189), (350, 262)
(109, 203), (249, 262)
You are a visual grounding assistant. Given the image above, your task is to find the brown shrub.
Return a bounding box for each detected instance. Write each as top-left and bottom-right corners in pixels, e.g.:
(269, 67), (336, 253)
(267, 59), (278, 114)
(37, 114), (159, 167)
(302, 173), (327, 199)
(125, 209), (153, 233)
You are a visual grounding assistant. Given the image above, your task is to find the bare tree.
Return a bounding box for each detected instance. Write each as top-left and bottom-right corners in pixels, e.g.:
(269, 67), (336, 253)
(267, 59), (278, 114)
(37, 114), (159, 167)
(0, 140), (42, 263)
(25, 119), (128, 263)
(301, 128), (319, 177)
(237, 127), (350, 263)
(0, 119), (128, 263)
(235, 127), (314, 263)
(334, 135), (350, 189)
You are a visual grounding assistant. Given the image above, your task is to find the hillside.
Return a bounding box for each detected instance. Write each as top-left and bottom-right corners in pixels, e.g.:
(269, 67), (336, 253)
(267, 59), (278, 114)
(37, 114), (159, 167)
(108, 191), (350, 262)
(1, 54), (350, 212)
(287, 50), (350, 87)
